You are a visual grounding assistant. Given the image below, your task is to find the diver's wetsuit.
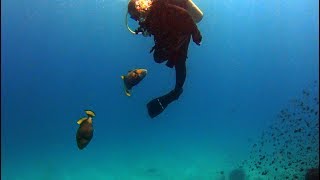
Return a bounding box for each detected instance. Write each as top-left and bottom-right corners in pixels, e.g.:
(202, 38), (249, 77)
(141, 0), (202, 118)
(151, 31), (190, 90)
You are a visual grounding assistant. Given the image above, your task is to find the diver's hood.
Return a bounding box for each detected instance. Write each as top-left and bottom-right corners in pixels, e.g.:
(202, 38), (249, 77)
(126, 0), (151, 36)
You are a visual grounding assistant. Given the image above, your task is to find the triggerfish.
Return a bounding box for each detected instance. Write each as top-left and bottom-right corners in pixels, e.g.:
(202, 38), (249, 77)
(76, 110), (95, 150)
(121, 68), (147, 96)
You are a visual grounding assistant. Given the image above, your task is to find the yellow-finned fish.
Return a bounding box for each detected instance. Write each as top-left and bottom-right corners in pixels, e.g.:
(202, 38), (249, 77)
(121, 68), (147, 96)
(76, 110), (95, 150)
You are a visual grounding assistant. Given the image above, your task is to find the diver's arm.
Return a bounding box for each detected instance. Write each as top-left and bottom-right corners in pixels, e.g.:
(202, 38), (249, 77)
(166, 4), (202, 45)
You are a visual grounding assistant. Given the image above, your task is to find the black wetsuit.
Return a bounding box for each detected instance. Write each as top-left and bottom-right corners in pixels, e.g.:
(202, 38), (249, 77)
(142, 0), (202, 118)
(152, 34), (190, 91)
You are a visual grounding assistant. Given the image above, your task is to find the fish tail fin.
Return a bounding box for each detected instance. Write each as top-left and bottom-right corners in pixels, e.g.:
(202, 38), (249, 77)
(85, 110), (95, 117)
(77, 117), (87, 125)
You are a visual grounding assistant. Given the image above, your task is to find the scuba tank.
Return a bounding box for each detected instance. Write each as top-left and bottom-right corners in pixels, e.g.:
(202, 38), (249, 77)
(168, 0), (203, 23)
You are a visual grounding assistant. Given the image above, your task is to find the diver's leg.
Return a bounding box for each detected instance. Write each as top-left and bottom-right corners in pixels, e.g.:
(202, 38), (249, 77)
(174, 59), (186, 92)
(147, 59), (186, 118)
(158, 59), (186, 103)
(174, 35), (190, 92)
(147, 37), (190, 118)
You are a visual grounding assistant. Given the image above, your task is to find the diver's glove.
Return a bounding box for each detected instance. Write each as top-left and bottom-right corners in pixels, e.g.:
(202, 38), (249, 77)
(147, 88), (183, 118)
(192, 29), (202, 46)
(135, 25), (151, 37)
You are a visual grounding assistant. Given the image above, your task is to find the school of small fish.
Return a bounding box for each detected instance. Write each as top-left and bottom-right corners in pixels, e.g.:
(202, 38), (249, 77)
(237, 80), (319, 179)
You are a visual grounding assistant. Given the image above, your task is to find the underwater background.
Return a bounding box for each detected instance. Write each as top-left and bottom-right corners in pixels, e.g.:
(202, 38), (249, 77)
(1, 0), (319, 179)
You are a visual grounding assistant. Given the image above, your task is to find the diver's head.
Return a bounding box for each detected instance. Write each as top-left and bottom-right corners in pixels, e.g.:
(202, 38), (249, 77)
(128, 0), (152, 22)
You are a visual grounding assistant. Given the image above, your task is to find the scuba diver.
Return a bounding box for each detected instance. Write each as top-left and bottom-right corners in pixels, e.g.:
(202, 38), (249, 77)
(126, 0), (203, 118)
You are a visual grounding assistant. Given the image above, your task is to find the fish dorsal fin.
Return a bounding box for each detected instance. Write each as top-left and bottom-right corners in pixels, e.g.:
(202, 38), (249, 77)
(129, 69), (137, 73)
(77, 117), (87, 125)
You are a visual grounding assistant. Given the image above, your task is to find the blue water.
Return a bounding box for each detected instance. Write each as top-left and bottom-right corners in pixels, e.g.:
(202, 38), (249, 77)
(1, 0), (319, 179)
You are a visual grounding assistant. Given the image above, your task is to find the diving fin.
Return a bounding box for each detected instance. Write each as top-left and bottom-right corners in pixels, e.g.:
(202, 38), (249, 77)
(147, 98), (165, 118)
(77, 117), (87, 125)
(146, 89), (182, 118)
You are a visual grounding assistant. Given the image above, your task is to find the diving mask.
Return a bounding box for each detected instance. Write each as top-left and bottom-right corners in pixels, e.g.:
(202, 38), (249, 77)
(126, 0), (152, 35)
